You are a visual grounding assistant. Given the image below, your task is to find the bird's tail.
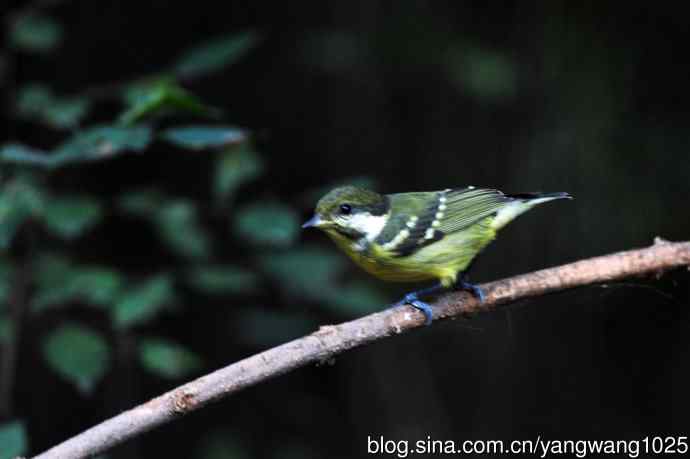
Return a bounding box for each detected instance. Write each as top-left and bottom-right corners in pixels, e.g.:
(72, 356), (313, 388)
(491, 192), (572, 230)
(506, 191), (573, 203)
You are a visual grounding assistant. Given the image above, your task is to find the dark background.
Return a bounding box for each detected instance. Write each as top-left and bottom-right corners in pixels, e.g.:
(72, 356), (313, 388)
(2, 1), (690, 457)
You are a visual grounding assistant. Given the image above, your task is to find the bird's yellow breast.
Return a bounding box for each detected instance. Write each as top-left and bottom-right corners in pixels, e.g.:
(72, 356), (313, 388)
(324, 218), (496, 287)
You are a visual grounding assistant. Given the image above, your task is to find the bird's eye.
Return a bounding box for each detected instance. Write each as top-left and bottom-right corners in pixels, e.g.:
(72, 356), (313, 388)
(339, 203), (352, 215)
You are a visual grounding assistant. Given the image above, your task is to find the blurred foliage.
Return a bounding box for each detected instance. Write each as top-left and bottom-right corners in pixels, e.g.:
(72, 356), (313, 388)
(0, 174), (44, 247)
(1, 125), (152, 169)
(42, 323), (110, 393)
(259, 246), (346, 299)
(120, 192), (212, 259)
(162, 125), (247, 150)
(173, 30), (261, 78)
(112, 275), (174, 329)
(9, 13), (62, 53)
(41, 195), (102, 239)
(0, 143), (54, 168)
(214, 146), (264, 203)
(0, 11), (373, 455)
(153, 200), (211, 259)
(139, 337), (202, 378)
(0, 420), (28, 459)
(120, 78), (219, 124)
(0, 10), (376, 440)
(16, 84), (90, 129)
(117, 188), (165, 216)
(186, 265), (260, 295)
(235, 201), (300, 247)
(54, 125), (152, 164)
(32, 253), (123, 312)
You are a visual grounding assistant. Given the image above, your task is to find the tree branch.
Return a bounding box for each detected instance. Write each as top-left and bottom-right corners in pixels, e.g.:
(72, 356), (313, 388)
(32, 240), (690, 459)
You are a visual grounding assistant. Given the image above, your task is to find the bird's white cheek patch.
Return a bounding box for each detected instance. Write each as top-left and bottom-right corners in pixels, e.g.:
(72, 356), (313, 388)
(349, 213), (388, 241)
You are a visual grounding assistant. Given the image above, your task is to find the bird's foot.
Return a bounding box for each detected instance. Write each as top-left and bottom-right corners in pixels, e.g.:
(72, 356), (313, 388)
(394, 292), (434, 325)
(456, 278), (485, 303)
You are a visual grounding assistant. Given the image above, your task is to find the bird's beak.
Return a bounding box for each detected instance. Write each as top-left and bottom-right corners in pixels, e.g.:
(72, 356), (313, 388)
(302, 214), (323, 229)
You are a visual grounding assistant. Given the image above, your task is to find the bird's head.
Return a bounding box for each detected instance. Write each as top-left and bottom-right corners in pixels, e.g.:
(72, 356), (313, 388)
(302, 186), (390, 240)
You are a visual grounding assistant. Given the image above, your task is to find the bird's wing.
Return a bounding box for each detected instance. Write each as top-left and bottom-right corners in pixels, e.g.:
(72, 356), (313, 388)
(378, 187), (511, 256)
(435, 187), (511, 233)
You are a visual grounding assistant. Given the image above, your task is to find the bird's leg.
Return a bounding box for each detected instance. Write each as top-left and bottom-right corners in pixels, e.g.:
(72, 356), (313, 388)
(393, 284), (445, 325)
(455, 271), (485, 303)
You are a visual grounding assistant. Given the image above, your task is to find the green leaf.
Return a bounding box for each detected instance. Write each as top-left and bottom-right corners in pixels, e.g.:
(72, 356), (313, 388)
(32, 257), (79, 311)
(53, 125), (152, 165)
(33, 252), (73, 286)
(10, 14), (62, 53)
(119, 78), (218, 124)
(0, 420), (28, 459)
(71, 268), (125, 306)
(215, 147), (263, 202)
(118, 189), (164, 216)
(17, 84), (91, 129)
(0, 174), (45, 248)
(118, 192), (210, 259)
(8, 174), (45, 214)
(3, 126), (151, 169)
(139, 338), (202, 379)
(42, 195), (102, 239)
(234, 202), (299, 247)
(186, 265), (260, 295)
(0, 143), (54, 167)
(0, 193), (26, 249)
(44, 98), (89, 130)
(236, 309), (317, 347)
(173, 31), (261, 78)
(112, 275), (174, 329)
(161, 125), (246, 150)
(155, 200), (210, 259)
(32, 254), (124, 312)
(259, 246), (347, 299)
(42, 323), (110, 393)
(32, 291), (75, 314)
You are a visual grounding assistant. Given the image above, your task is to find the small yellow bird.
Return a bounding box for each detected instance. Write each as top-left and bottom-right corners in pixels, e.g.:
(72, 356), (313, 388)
(303, 185), (571, 324)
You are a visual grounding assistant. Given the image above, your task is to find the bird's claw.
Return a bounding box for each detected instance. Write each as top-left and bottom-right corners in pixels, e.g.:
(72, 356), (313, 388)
(457, 279), (485, 303)
(394, 292), (433, 325)
(403, 292), (419, 304)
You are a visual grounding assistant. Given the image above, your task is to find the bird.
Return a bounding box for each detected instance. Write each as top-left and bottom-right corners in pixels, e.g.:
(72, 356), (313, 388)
(302, 185), (572, 325)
